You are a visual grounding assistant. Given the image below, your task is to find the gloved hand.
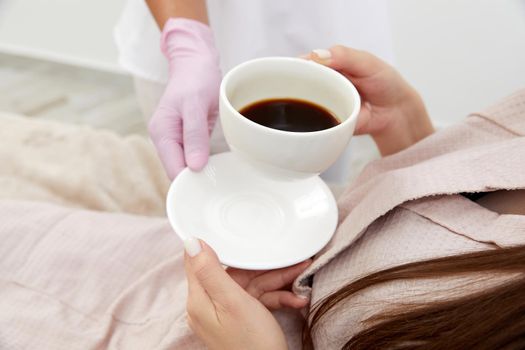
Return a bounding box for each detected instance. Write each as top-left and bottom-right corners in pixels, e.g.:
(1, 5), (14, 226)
(149, 18), (221, 179)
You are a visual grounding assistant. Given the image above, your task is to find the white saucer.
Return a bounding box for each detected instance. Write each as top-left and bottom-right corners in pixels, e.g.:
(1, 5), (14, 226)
(166, 152), (338, 270)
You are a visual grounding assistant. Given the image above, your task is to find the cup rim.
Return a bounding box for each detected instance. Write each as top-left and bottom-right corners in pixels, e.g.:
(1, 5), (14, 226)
(220, 56), (361, 137)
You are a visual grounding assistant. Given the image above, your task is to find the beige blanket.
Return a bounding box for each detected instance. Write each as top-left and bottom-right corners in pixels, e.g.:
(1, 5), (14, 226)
(0, 114), (302, 349)
(0, 112), (169, 216)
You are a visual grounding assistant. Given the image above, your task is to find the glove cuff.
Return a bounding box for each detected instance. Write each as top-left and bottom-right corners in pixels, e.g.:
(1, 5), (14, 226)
(160, 18), (219, 63)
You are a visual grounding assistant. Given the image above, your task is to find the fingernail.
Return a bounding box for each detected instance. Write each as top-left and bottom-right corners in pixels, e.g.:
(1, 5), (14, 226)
(184, 237), (202, 257)
(312, 49), (332, 60)
(298, 294), (309, 300)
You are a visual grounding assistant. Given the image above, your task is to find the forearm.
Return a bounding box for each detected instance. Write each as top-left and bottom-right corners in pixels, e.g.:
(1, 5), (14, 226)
(372, 89), (434, 156)
(145, 0), (208, 28)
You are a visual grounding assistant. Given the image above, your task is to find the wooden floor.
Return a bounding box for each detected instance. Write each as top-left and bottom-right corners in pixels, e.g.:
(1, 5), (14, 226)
(0, 52), (147, 136)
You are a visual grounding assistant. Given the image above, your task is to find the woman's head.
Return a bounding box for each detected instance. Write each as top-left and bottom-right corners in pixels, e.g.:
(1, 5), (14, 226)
(304, 245), (525, 349)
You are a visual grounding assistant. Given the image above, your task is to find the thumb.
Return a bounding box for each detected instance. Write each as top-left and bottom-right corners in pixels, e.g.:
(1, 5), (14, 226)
(310, 46), (388, 79)
(182, 104), (210, 171)
(184, 238), (242, 303)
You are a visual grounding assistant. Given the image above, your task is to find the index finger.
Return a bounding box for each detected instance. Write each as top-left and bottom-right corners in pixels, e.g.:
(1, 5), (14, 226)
(154, 137), (186, 180)
(226, 268), (269, 289)
(148, 111), (187, 179)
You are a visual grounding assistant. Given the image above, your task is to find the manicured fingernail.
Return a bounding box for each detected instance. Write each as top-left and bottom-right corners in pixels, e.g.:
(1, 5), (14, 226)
(184, 237), (202, 257)
(312, 49), (332, 60)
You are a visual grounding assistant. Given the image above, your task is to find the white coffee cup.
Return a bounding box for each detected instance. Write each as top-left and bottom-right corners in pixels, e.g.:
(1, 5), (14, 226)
(220, 57), (360, 177)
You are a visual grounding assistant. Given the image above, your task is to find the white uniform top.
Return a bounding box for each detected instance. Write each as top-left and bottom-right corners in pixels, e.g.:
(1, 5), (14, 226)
(114, 0), (394, 186)
(114, 0), (394, 84)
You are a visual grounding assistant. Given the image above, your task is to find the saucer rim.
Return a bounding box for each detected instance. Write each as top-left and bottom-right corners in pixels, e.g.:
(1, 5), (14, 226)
(166, 152), (338, 270)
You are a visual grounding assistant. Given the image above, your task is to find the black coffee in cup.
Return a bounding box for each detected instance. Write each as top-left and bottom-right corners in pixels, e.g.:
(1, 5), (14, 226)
(239, 98), (340, 132)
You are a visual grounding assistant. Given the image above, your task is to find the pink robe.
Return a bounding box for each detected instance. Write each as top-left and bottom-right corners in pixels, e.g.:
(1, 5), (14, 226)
(0, 90), (524, 349)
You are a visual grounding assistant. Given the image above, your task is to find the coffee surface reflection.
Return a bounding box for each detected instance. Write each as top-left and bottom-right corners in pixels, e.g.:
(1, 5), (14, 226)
(240, 98), (339, 132)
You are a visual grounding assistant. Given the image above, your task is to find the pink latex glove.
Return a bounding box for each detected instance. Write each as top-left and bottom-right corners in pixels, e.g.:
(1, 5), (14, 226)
(148, 18), (221, 179)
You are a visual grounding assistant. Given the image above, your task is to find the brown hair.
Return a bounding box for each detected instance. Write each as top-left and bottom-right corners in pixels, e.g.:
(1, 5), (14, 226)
(303, 245), (525, 349)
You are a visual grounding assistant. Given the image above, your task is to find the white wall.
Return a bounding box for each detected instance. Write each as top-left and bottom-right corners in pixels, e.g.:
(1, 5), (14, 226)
(390, 0), (525, 125)
(0, 0), (127, 73)
(0, 0), (524, 124)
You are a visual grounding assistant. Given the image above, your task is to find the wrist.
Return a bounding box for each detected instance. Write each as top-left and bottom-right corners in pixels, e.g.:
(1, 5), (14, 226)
(145, 0), (208, 28)
(161, 18), (219, 63)
(372, 88), (434, 156)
